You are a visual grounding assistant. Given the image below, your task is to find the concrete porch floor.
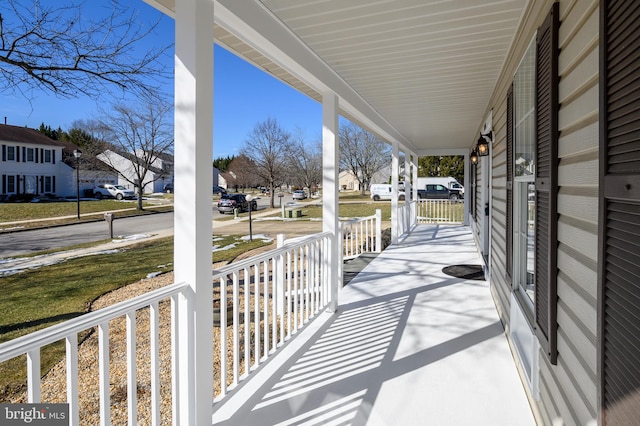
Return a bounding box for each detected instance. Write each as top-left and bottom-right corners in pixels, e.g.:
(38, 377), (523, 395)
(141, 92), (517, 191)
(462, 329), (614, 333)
(211, 224), (535, 425)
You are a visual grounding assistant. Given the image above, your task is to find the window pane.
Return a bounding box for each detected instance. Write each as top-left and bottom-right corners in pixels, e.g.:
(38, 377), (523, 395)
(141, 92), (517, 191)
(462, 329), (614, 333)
(514, 39), (536, 177)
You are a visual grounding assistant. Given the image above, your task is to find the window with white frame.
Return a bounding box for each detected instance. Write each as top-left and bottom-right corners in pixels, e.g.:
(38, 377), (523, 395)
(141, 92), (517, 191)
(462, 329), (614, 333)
(7, 146), (15, 161)
(7, 175), (16, 193)
(513, 38), (536, 311)
(44, 176), (52, 192)
(44, 149), (52, 163)
(26, 147), (35, 162)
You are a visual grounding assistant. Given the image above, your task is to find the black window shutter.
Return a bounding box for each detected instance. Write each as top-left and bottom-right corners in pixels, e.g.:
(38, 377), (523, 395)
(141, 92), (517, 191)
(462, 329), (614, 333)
(22, 147), (25, 162)
(534, 1), (559, 365)
(2, 145), (5, 161)
(2, 175), (5, 193)
(16, 146), (20, 162)
(35, 148), (39, 163)
(506, 85), (514, 283)
(52, 175), (56, 192)
(52, 150), (56, 164)
(600, 0), (640, 423)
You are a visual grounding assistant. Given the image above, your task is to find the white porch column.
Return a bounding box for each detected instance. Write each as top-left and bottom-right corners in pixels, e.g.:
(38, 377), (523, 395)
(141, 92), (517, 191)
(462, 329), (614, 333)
(391, 141), (399, 245)
(322, 92), (340, 312)
(463, 153), (470, 226)
(404, 149), (410, 230)
(174, 0), (214, 424)
(411, 152), (418, 226)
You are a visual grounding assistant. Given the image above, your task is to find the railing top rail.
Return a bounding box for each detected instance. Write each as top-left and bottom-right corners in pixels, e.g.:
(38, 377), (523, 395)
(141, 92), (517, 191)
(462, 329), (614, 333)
(213, 232), (332, 279)
(339, 213), (377, 225)
(0, 281), (190, 362)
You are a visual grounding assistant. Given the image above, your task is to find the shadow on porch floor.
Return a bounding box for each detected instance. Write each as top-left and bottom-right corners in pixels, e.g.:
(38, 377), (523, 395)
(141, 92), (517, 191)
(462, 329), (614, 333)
(211, 225), (535, 425)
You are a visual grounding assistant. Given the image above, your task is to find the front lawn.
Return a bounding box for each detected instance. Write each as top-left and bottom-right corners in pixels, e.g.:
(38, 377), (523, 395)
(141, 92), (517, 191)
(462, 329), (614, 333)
(0, 234), (271, 400)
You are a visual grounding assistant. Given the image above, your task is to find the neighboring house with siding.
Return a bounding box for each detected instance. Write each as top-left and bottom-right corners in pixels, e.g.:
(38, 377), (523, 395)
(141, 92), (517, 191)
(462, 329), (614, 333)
(0, 124), (75, 198)
(96, 149), (173, 194)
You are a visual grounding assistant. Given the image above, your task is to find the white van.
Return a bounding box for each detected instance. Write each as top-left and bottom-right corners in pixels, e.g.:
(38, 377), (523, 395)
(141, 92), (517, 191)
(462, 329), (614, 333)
(370, 184), (405, 201)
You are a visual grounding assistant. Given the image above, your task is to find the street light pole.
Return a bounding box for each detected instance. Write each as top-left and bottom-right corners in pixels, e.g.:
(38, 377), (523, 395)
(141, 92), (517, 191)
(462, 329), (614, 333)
(74, 149), (82, 220)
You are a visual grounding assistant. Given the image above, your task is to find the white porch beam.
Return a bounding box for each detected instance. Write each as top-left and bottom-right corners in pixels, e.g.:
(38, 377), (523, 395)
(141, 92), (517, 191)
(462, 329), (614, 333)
(391, 141), (399, 245)
(174, 0), (214, 424)
(322, 92), (340, 312)
(464, 153), (470, 226)
(412, 152), (418, 205)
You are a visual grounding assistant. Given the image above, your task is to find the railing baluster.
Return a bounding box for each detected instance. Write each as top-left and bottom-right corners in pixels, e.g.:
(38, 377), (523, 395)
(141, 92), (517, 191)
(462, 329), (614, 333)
(286, 250), (292, 338)
(66, 334), (79, 426)
(232, 271), (239, 385)
(271, 257), (277, 351)
(220, 276), (227, 397)
(263, 260), (269, 356)
(149, 303), (160, 426)
(171, 293), (179, 426)
(27, 349), (40, 403)
(253, 263), (261, 366)
(98, 322), (110, 426)
(244, 266), (250, 377)
(126, 311), (137, 426)
(293, 246), (299, 332)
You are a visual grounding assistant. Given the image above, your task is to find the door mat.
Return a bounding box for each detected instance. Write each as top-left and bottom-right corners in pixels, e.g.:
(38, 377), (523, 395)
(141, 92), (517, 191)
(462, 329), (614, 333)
(442, 264), (485, 281)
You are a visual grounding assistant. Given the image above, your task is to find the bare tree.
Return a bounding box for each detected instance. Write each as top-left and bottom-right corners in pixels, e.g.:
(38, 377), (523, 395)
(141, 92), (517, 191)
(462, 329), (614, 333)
(98, 92), (173, 210)
(226, 155), (258, 191)
(241, 118), (290, 208)
(0, 0), (170, 101)
(339, 122), (391, 195)
(286, 129), (322, 193)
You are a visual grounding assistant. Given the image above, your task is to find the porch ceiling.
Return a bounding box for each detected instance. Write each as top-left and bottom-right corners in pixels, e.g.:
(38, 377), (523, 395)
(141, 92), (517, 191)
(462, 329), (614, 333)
(149, 0), (526, 153)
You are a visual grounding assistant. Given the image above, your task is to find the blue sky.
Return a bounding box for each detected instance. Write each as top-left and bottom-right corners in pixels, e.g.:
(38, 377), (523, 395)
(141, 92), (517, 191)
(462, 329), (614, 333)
(0, 0), (323, 159)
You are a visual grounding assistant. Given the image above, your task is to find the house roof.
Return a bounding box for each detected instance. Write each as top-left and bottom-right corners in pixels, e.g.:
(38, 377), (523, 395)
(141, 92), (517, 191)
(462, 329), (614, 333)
(0, 124), (66, 148)
(148, 0), (527, 154)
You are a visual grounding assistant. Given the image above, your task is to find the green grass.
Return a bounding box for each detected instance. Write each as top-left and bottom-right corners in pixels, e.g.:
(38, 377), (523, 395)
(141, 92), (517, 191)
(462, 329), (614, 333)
(338, 192), (371, 200)
(0, 234), (270, 400)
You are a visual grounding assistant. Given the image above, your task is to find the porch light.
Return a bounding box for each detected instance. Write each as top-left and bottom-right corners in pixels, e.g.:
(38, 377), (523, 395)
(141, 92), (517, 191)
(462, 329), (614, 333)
(476, 130), (493, 157)
(470, 149), (479, 165)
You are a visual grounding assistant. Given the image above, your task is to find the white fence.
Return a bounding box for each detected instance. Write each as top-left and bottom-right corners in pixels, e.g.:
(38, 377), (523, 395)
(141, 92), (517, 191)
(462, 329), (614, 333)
(339, 209), (382, 261)
(0, 232), (335, 425)
(416, 199), (465, 224)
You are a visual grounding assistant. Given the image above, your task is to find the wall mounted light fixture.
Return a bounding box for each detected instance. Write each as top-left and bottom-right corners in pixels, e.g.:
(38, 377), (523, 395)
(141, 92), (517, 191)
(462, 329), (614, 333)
(470, 149), (479, 165)
(477, 130), (493, 157)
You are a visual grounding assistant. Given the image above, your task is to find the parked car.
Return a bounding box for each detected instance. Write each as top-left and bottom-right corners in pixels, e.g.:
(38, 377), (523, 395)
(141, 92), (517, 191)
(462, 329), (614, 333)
(93, 184), (135, 200)
(417, 184), (458, 200)
(292, 190), (307, 200)
(163, 183), (174, 193)
(217, 193), (257, 214)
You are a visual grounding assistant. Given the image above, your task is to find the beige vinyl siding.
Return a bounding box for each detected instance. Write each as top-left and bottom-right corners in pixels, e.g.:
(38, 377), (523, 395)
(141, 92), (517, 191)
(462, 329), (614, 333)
(491, 99), (511, 323)
(489, 0), (599, 423)
(544, 0), (599, 421)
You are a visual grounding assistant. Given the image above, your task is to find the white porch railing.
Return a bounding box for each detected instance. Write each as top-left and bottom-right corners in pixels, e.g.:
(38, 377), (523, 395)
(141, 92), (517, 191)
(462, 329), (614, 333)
(339, 209), (382, 261)
(0, 232), (335, 425)
(416, 199), (465, 224)
(214, 232), (333, 399)
(0, 281), (191, 426)
(395, 201), (414, 238)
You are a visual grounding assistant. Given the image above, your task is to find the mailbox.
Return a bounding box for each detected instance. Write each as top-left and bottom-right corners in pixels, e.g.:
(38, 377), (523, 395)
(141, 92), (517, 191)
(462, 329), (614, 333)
(104, 212), (114, 239)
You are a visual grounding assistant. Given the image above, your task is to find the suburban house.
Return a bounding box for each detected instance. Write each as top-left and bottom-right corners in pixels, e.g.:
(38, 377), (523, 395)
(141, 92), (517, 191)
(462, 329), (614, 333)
(97, 149), (174, 194)
(339, 167), (392, 192)
(2, 0), (639, 425)
(0, 124), (85, 198)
